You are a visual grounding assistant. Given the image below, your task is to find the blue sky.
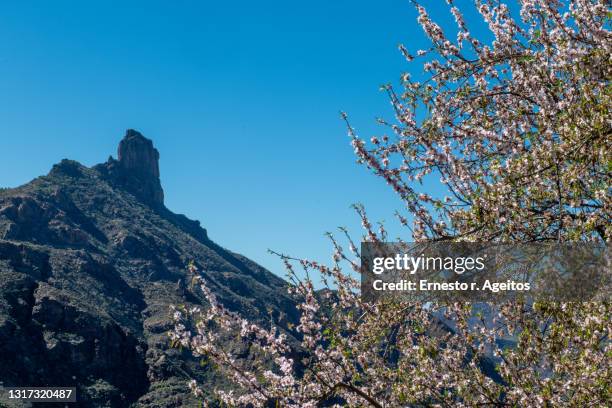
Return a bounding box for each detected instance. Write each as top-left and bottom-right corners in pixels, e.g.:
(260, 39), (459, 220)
(0, 1), (483, 279)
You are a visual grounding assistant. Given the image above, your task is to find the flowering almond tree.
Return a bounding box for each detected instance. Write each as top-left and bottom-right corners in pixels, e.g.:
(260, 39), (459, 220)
(172, 1), (611, 406)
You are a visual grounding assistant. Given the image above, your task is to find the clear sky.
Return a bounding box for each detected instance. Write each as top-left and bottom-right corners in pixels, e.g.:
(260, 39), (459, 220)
(0, 1), (484, 279)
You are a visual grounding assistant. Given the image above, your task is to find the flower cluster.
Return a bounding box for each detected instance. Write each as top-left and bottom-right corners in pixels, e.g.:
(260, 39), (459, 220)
(172, 1), (610, 406)
(173, 251), (610, 406)
(367, 0), (610, 243)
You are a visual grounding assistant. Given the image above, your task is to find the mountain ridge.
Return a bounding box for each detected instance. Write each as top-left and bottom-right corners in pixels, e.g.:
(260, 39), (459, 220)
(0, 131), (297, 407)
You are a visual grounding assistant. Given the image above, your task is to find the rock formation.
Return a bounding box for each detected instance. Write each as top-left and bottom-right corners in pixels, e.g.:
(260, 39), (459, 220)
(118, 129), (161, 180)
(95, 130), (165, 207)
(0, 131), (298, 407)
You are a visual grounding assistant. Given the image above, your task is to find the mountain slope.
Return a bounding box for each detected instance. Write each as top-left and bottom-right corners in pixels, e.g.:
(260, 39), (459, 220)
(0, 130), (297, 407)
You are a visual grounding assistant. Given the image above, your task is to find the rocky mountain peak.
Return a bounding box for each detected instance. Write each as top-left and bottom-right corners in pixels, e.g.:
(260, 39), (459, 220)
(0, 131), (297, 406)
(118, 129), (160, 180)
(98, 130), (165, 206)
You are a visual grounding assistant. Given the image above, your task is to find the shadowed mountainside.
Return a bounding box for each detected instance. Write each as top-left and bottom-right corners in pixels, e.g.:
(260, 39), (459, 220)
(0, 130), (298, 407)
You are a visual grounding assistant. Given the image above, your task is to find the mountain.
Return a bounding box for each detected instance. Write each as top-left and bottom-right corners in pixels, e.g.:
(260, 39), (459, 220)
(0, 130), (298, 407)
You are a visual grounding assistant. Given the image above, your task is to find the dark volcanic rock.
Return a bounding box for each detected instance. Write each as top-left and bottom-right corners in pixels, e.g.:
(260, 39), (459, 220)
(118, 130), (161, 180)
(95, 130), (165, 207)
(0, 131), (298, 407)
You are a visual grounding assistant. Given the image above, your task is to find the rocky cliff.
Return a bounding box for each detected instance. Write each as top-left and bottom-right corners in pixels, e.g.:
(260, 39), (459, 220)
(0, 131), (298, 407)
(100, 129), (165, 206)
